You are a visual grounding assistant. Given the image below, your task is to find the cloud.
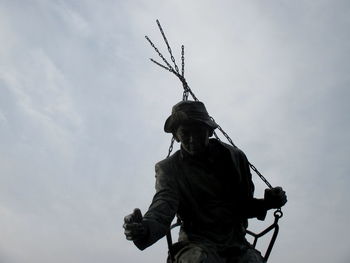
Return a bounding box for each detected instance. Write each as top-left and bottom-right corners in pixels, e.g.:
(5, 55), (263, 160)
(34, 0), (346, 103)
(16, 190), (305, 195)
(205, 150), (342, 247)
(0, 0), (349, 262)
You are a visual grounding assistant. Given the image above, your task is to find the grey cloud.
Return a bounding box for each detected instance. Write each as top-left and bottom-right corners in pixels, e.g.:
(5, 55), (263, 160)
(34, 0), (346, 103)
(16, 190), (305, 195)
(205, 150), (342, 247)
(0, 0), (349, 262)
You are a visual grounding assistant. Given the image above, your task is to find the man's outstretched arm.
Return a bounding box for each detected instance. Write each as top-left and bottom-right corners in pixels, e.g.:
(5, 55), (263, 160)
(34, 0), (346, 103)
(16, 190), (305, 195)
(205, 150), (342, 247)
(123, 163), (179, 250)
(238, 150), (287, 220)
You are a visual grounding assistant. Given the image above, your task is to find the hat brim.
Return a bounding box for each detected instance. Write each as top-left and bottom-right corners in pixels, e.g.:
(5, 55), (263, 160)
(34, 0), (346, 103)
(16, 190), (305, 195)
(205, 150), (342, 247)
(164, 113), (218, 133)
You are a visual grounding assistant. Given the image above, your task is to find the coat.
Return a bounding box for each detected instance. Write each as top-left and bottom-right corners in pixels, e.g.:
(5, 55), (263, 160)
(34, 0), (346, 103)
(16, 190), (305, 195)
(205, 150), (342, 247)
(134, 139), (267, 251)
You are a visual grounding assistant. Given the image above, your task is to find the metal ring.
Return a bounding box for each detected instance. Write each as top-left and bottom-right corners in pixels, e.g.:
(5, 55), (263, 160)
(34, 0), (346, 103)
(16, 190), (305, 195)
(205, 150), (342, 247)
(274, 209), (283, 218)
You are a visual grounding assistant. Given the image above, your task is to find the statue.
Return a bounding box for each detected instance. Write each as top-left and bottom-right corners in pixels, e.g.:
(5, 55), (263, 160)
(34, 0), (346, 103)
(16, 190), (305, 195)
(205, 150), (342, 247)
(123, 100), (287, 263)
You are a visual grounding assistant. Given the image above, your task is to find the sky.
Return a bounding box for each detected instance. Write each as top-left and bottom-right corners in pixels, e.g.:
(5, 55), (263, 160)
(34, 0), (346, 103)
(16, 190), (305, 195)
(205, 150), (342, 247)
(0, 0), (349, 262)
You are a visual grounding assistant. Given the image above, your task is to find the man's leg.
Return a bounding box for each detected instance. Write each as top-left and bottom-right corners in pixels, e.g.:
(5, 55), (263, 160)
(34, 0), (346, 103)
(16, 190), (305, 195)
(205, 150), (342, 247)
(173, 243), (225, 263)
(236, 248), (265, 263)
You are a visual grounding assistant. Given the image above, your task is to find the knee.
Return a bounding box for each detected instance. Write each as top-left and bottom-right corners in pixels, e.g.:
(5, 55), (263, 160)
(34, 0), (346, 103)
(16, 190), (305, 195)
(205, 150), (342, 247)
(174, 245), (208, 263)
(237, 248), (265, 263)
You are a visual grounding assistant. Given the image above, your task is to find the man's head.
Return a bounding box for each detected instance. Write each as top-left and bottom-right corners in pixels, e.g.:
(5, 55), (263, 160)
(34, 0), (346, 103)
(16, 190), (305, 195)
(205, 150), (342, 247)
(164, 101), (218, 155)
(174, 121), (211, 155)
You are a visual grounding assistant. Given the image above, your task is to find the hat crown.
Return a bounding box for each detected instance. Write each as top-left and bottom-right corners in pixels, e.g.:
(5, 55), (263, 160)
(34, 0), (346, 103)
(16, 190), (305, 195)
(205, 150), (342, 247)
(164, 101), (218, 133)
(171, 101), (208, 115)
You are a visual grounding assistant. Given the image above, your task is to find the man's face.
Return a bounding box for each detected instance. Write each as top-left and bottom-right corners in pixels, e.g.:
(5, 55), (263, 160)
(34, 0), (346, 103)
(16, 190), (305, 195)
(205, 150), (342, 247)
(175, 122), (211, 156)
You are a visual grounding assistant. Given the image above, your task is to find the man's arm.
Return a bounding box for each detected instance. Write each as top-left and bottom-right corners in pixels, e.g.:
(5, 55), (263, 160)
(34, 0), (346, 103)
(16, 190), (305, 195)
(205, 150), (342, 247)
(238, 150), (287, 220)
(124, 162), (179, 250)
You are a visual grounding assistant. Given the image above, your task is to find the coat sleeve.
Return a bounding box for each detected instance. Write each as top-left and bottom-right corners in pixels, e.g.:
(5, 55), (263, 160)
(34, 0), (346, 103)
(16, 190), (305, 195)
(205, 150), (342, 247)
(238, 150), (268, 221)
(133, 162), (179, 250)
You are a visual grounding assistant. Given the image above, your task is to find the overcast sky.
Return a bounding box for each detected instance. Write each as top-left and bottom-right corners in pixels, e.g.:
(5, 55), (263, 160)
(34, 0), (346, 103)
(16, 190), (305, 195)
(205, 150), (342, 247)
(1, 0), (349, 262)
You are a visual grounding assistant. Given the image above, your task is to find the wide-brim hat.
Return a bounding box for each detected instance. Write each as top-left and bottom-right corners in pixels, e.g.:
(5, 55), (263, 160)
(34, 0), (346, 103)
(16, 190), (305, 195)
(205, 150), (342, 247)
(164, 101), (218, 133)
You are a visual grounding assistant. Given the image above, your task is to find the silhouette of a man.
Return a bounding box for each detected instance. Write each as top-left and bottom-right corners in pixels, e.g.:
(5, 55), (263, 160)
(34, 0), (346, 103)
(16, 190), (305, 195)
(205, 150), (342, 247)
(124, 101), (287, 263)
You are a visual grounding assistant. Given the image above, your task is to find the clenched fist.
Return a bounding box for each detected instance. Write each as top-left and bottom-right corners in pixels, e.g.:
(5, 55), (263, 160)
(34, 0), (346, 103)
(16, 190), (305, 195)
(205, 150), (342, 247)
(264, 187), (287, 209)
(123, 208), (148, 241)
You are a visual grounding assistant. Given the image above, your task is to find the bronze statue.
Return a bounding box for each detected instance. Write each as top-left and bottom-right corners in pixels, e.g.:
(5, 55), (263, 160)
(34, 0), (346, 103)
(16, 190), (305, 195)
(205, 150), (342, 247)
(124, 100), (287, 263)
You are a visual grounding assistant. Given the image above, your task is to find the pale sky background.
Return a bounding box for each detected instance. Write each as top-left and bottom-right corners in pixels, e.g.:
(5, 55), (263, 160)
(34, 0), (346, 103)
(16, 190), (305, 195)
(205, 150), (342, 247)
(1, 0), (349, 262)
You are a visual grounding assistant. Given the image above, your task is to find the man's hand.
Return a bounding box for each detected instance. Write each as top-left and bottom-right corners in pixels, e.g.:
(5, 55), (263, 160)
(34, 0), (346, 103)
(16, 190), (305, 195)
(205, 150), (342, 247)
(264, 187), (287, 209)
(123, 208), (148, 241)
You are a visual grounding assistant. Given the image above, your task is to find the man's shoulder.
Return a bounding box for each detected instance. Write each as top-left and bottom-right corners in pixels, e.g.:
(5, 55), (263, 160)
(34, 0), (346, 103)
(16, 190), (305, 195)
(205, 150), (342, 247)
(155, 150), (181, 172)
(210, 139), (246, 158)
